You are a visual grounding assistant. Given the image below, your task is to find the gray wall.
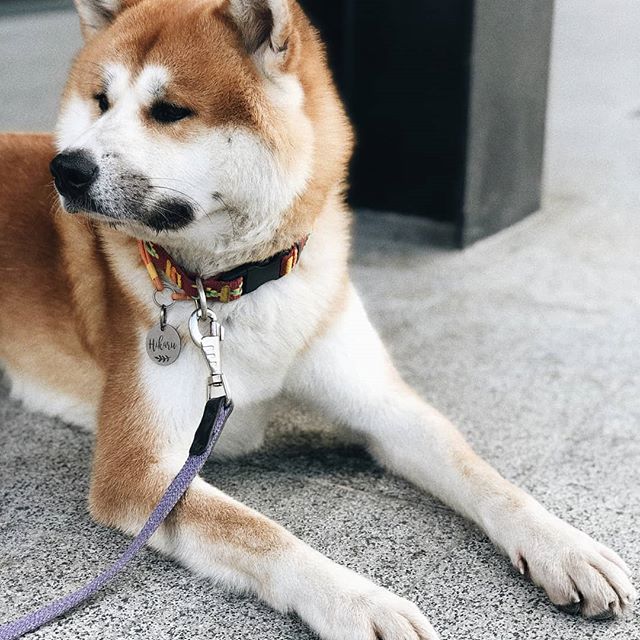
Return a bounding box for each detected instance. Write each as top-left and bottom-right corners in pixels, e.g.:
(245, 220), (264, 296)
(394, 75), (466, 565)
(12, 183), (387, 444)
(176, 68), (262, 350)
(462, 0), (554, 244)
(0, 7), (81, 131)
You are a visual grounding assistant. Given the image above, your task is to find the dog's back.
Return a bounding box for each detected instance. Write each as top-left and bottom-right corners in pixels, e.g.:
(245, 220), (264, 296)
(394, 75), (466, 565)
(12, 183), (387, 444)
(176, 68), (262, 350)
(0, 133), (56, 262)
(0, 133), (104, 425)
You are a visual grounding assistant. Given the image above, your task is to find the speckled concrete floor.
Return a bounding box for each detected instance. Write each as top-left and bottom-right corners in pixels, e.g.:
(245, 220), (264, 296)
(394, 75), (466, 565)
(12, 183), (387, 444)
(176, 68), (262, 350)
(1, 2), (639, 639)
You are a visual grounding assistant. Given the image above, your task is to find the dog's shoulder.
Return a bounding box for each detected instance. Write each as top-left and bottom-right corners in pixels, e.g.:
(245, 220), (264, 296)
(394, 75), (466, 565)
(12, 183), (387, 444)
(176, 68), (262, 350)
(0, 132), (55, 189)
(0, 133), (58, 229)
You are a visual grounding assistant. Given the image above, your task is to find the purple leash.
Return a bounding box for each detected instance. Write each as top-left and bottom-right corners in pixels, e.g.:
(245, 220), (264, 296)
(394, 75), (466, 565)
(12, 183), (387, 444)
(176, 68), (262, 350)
(0, 395), (234, 640)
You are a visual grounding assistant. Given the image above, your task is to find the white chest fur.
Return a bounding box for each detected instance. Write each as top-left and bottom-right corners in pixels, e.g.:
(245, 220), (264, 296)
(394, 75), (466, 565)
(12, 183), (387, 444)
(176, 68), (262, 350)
(132, 218), (347, 460)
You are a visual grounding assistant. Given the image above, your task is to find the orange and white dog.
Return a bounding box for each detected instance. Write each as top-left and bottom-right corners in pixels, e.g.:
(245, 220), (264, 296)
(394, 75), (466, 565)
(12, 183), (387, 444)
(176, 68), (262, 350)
(0, 1), (635, 638)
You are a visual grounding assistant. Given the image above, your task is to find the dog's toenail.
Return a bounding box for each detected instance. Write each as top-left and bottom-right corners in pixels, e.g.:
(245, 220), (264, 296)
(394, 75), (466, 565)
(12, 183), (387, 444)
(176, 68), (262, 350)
(515, 553), (528, 575)
(557, 602), (581, 615)
(590, 609), (615, 621)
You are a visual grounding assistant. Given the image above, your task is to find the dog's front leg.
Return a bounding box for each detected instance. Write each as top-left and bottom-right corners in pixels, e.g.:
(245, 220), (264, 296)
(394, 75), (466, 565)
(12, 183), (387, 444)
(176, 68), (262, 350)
(90, 376), (439, 640)
(289, 287), (636, 620)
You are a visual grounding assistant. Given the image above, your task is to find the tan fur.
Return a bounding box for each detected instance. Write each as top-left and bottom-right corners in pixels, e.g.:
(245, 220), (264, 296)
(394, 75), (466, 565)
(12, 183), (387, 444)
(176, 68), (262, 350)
(0, 134), (104, 406)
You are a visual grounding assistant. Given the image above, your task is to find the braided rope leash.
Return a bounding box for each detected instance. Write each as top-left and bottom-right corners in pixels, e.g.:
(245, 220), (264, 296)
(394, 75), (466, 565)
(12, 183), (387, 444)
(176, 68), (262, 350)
(0, 292), (234, 640)
(0, 396), (233, 640)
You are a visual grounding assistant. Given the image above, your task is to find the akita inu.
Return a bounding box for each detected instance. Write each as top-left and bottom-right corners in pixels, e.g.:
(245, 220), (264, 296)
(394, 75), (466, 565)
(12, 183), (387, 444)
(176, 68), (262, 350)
(0, 1), (635, 638)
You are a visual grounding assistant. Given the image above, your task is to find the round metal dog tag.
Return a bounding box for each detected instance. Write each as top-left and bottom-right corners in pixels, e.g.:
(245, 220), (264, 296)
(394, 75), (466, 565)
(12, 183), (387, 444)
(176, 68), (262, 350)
(146, 324), (181, 366)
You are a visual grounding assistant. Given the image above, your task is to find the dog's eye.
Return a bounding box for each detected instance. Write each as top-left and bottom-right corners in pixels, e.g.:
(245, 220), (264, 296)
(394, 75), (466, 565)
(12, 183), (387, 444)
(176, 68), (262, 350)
(150, 102), (193, 124)
(94, 92), (110, 114)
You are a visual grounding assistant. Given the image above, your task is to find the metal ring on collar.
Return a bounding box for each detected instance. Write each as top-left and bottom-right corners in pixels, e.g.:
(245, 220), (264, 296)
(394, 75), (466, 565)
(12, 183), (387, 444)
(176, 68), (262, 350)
(195, 277), (208, 317)
(153, 288), (176, 308)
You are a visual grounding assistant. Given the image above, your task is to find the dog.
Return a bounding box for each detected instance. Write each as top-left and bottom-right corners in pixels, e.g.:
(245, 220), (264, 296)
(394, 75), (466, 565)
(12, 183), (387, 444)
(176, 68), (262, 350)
(0, 1), (635, 638)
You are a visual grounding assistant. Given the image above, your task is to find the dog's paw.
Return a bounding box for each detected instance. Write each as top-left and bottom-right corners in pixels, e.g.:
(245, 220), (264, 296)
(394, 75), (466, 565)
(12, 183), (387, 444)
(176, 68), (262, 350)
(512, 513), (636, 619)
(327, 586), (439, 640)
(288, 555), (440, 640)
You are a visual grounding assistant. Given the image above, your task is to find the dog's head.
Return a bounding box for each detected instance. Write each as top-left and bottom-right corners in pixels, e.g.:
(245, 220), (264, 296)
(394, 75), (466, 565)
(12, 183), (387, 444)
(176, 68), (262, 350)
(52, 0), (351, 250)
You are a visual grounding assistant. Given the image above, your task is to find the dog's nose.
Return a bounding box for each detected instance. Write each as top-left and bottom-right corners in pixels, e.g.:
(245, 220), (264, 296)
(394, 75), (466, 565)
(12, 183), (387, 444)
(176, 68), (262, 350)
(50, 151), (99, 199)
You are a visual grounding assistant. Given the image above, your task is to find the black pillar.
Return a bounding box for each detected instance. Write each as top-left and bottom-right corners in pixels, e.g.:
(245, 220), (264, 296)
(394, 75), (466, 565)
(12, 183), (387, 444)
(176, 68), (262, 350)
(301, 0), (554, 246)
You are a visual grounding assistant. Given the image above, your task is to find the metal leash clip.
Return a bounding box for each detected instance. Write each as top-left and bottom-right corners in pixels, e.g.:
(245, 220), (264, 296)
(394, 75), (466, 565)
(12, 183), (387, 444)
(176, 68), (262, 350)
(189, 277), (232, 403)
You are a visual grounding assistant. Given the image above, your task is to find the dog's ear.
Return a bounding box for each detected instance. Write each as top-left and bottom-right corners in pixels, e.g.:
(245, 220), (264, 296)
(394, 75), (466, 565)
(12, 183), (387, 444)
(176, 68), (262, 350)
(73, 0), (125, 39)
(227, 0), (297, 74)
